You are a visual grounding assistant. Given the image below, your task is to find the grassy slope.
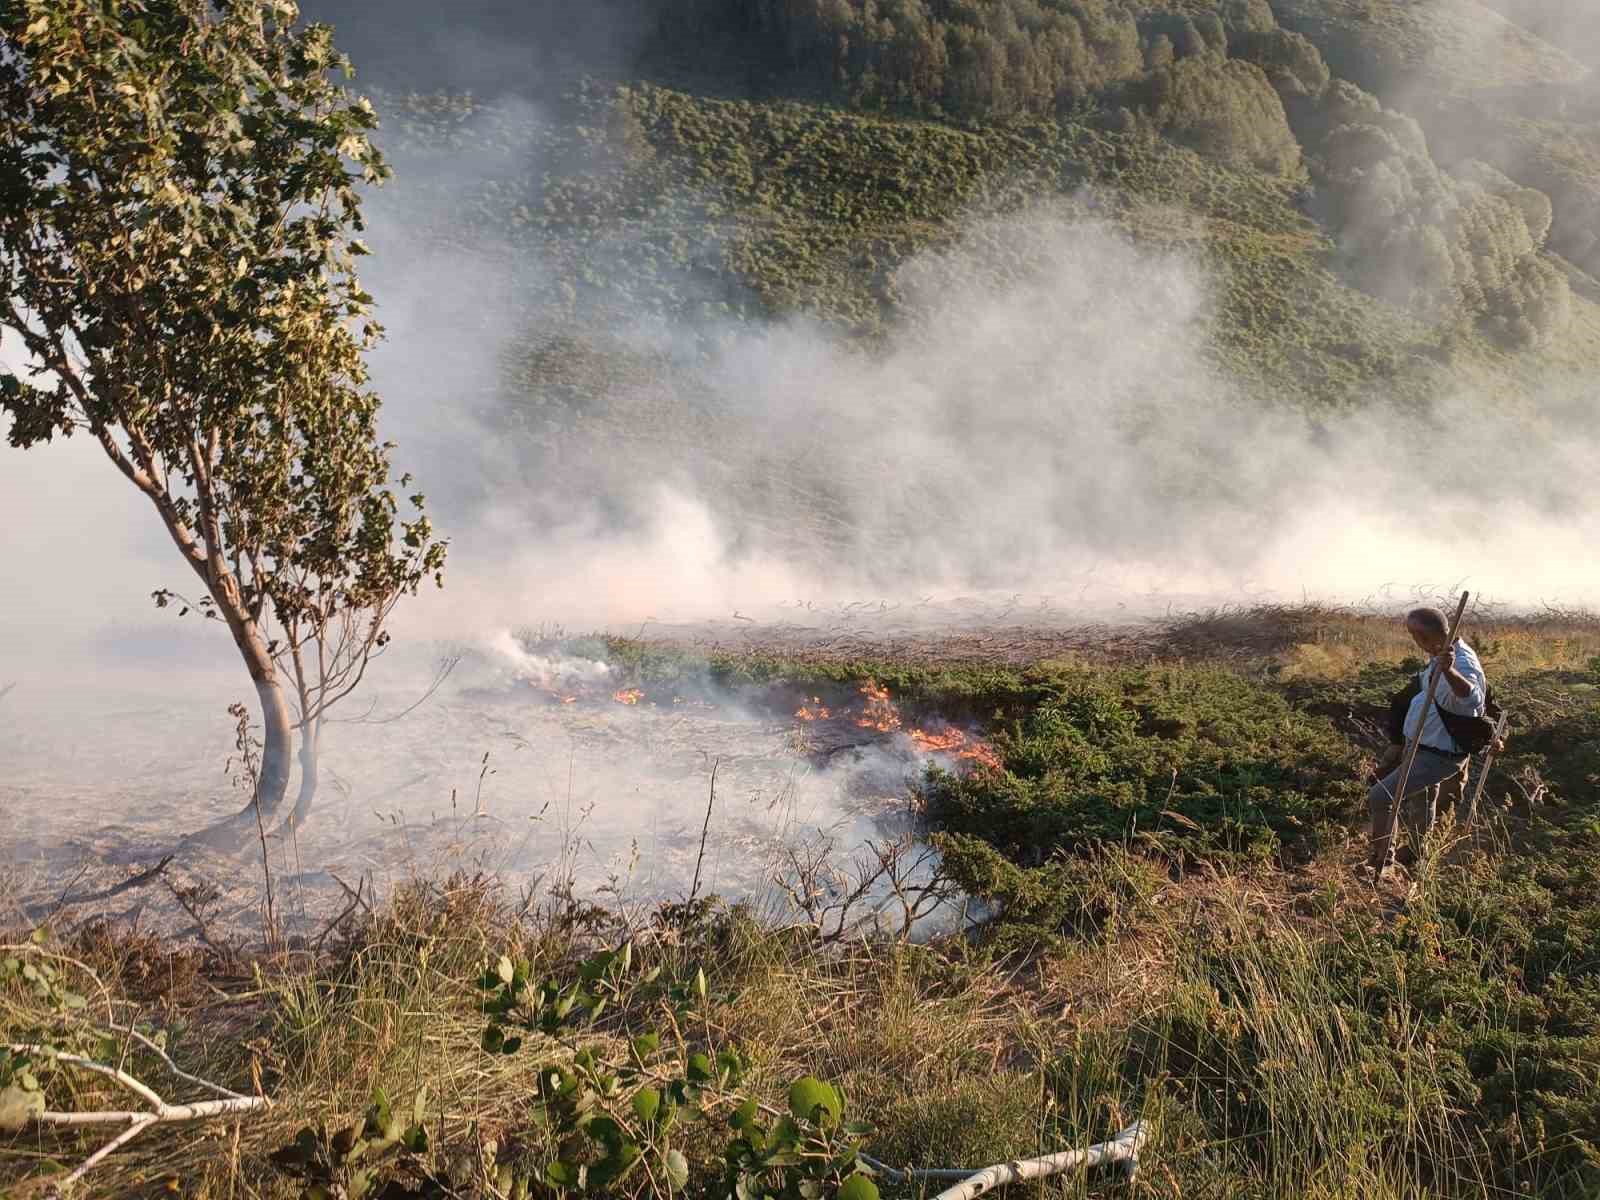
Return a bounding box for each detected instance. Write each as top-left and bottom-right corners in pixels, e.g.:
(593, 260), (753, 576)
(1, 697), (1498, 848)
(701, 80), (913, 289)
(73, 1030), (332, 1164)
(5, 610), (1600, 1198)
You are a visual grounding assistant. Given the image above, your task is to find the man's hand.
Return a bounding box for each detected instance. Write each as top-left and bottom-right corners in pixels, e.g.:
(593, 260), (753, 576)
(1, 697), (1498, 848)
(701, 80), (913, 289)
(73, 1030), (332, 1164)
(1433, 640), (1474, 699)
(1432, 643), (1457, 676)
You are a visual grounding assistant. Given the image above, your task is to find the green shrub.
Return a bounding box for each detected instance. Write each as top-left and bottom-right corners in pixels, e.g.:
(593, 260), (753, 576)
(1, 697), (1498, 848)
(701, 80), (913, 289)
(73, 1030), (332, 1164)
(925, 666), (1364, 875)
(1232, 28), (1330, 99)
(1143, 56), (1302, 175)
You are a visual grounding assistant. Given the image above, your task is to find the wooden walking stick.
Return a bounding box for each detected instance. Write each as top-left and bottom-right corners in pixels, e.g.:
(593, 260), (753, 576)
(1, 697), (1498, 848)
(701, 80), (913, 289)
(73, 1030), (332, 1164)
(1461, 710), (1509, 830)
(1380, 590), (1470, 874)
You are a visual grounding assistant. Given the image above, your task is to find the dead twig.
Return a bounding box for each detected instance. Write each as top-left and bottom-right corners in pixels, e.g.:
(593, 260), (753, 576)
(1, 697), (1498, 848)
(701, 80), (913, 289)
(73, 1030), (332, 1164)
(26, 856), (175, 921)
(160, 874), (236, 961)
(860, 1120), (1149, 1196)
(313, 875), (366, 951)
(327, 871), (373, 917)
(687, 758), (719, 908)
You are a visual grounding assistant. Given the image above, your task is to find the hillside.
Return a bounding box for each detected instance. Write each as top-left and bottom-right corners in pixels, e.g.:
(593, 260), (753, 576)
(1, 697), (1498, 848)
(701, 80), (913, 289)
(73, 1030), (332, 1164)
(337, 0), (1600, 434)
(317, 0), (1600, 587)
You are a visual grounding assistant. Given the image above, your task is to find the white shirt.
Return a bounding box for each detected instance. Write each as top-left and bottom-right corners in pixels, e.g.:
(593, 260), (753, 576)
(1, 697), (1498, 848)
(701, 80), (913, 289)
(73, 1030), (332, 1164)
(1403, 639), (1486, 754)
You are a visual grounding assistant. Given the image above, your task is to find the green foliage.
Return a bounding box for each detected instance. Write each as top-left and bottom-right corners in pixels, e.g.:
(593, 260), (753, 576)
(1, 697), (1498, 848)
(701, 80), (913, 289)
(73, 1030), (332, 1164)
(270, 1087), (433, 1200)
(925, 666), (1364, 876)
(1293, 79), (1574, 345)
(724, 1079), (875, 1200)
(1231, 28), (1330, 99)
(663, 0), (1143, 121)
(0, 0), (445, 819)
(463, 942), (872, 1198)
(1140, 56), (1302, 175)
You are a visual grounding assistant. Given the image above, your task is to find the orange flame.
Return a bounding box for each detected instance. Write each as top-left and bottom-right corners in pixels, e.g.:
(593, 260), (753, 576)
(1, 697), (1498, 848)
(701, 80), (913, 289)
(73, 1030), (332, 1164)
(855, 680), (902, 733)
(613, 687), (644, 705)
(790, 678), (1000, 772)
(909, 727), (1002, 771)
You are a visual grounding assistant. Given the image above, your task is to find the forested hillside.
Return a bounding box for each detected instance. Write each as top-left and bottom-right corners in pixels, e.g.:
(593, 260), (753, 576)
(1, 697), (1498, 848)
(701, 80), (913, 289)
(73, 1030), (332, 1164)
(313, 0), (1600, 416)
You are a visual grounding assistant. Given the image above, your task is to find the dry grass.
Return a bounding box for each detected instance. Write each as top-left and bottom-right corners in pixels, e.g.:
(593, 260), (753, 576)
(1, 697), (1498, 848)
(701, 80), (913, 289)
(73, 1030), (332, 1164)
(1159, 601), (1600, 677)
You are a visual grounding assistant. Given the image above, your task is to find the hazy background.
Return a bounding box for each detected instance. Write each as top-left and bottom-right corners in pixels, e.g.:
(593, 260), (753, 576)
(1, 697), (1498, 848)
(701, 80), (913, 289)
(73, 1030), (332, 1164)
(2, 0), (1598, 914)
(5, 0), (1598, 672)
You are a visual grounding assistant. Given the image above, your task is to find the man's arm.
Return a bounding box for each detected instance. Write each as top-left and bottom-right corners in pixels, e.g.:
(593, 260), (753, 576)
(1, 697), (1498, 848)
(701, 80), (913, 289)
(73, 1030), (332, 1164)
(1433, 643), (1484, 708)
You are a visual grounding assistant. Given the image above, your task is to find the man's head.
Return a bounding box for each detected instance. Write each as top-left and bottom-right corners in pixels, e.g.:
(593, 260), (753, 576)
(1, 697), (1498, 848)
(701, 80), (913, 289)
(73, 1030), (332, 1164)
(1405, 606), (1450, 653)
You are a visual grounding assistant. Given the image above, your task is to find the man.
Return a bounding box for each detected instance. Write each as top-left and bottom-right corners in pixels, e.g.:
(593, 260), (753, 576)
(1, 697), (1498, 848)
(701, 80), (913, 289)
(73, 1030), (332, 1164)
(1367, 606), (1488, 875)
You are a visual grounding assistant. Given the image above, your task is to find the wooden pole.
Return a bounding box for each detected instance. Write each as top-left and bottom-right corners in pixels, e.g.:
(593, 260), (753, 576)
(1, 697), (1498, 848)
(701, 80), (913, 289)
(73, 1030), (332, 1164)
(1380, 590), (1469, 874)
(1461, 711), (1509, 829)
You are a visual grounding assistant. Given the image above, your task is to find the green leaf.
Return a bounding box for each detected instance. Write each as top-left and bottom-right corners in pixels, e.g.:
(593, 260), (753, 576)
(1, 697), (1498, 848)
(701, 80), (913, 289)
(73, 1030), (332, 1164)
(0, 1085), (44, 1132)
(664, 1147), (689, 1190)
(687, 1052), (713, 1083)
(632, 1087), (662, 1124)
(729, 1098), (759, 1132)
(768, 1116), (802, 1151)
(631, 1033), (661, 1061)
(584, 1115), (626, 1150)
(787, 1076), (841, 1126)
(481, 1025), (505, 1054)
(837, 1176), (880, 1200)
(545, 1160), (580, 1189)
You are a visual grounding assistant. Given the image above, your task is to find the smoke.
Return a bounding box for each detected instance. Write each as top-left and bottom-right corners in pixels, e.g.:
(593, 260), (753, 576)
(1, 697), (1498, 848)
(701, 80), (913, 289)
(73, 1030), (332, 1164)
(352, 179), (1600, 638)
(308, 2), (1600, 634)
(4, 0), (1599, 930)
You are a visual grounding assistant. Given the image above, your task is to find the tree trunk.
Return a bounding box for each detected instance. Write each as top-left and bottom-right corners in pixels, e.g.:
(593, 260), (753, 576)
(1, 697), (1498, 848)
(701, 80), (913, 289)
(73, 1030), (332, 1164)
(280, 717), (320, 836)
(184, 633), (293, 851)
(253, 673), (294, 824)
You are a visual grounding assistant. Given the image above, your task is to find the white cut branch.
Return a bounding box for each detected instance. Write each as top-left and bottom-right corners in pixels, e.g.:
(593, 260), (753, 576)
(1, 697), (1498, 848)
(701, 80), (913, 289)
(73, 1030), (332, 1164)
(6, 1042), (267, 1194)
(861, 1121), (1149, 1199)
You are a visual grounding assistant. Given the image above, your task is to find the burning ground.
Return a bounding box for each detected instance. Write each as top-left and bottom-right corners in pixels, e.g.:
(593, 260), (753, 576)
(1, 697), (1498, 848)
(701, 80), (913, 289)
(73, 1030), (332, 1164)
(0, 617), (1018, 945)
(6, 604), (1600, 1198)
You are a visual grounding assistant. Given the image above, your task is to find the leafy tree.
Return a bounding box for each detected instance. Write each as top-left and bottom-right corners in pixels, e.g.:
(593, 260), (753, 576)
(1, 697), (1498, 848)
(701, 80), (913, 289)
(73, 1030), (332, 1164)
(1232, 28), (1330, 99)
(0, 0), (445, 840)
(1144, 57), (1302, 177)
(1297, 82), (1572, 345)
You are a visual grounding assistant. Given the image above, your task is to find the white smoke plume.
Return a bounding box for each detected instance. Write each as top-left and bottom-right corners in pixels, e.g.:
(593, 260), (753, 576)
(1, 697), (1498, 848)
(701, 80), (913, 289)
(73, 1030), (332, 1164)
(3, 0), (1597, 931)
